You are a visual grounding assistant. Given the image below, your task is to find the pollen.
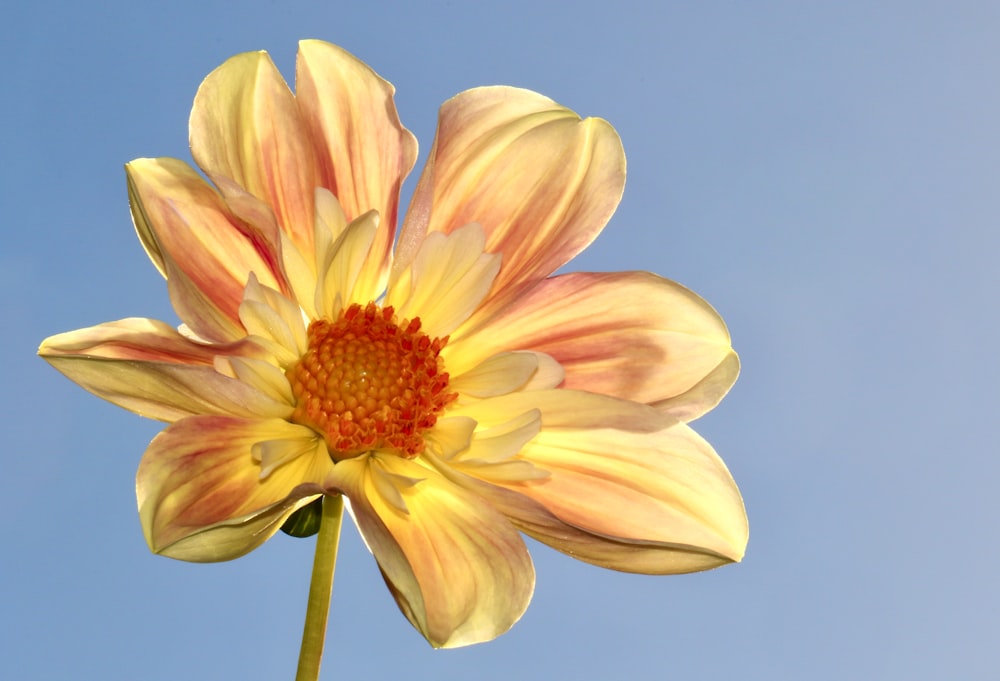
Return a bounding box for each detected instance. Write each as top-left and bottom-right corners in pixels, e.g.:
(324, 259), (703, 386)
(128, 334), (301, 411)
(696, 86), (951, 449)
(285, 302), (456, 461)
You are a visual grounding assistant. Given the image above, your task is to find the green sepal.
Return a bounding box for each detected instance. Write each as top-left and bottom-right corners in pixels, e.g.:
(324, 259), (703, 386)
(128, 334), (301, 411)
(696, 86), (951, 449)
(280, 496), (325, 538)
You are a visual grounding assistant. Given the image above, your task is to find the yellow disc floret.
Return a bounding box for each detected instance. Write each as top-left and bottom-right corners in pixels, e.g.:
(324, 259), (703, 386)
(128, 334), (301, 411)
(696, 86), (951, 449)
(286, 302), (456, 461)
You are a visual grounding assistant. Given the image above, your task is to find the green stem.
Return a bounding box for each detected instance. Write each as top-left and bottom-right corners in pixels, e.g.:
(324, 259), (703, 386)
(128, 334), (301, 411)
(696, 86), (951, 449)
(295, 494), (344, 681)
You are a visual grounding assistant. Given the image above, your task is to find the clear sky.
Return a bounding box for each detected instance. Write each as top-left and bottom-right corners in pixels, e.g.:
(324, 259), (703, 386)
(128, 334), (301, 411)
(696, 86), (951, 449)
(4, 2), (998, 679)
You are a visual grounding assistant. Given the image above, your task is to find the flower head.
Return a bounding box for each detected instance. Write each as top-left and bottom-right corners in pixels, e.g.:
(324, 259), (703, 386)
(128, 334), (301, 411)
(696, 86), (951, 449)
(39, 40), (746, 648)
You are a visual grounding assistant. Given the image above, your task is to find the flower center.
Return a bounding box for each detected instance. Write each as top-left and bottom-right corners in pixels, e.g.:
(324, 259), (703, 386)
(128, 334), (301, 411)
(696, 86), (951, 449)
(285, 302), (456, 461)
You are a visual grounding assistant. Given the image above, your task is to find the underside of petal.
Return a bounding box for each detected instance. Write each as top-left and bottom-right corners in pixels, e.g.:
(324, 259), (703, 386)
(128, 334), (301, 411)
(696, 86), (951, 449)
(39, 318), (291, 422)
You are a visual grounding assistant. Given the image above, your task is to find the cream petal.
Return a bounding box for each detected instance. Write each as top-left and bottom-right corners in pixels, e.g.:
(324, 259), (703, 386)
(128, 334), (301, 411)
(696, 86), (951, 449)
(39, 319), (291, 422)
(327, 454), (534, 648)
(425, 416), (478, 459)
(238, 274), (308, 365)
(385, 223), (500, 338)
(127, 158), (286, 342)
(427, 410), (547, 484)
(396, 86), (625, 321)
(450, 390), (747, 571)
(137, 416), (333, 562)
(448, 271), (737, 420)
(253, 432), (327, 479)
(317, 210), (380, 315)
(215, 355), (295, 406)
(653, 352), (741, 422)
(449, 351), (545, 398)
(461, 409), (541, 464)
(296, 40), (418, 303)
(189, 49), (317, 255)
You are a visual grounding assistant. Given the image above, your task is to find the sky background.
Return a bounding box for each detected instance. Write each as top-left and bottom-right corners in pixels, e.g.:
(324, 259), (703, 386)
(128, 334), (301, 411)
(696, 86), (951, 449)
(3, 2), (998, 679)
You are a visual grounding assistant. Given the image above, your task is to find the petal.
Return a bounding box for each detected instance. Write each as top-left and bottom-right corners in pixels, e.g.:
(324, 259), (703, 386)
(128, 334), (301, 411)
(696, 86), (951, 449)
(327, 454), (534, 648)
(448, 271), (737, 420)
(316, 210), (380, 315)
(396, 86), (625, 319)
(127, 158), (286, 342)
(214, 355), (295, 407)
(296, 39), (418, 301)
(137, 415), (332, 562)
(450, 390), (747, 572)
(190, 49), (318, 255)
(39, 318), (291, 422)
(385, 223), (500, 338)
(449, 351), (552, 398)
(238, 273), (308, 365)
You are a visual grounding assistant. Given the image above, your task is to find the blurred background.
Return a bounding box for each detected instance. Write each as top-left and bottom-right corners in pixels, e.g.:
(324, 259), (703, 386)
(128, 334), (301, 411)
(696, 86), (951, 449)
(3, 2), (997, 679)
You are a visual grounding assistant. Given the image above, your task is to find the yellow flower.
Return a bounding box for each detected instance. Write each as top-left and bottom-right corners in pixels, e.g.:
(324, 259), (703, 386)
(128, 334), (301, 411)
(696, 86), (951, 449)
(39, 40), (746, 648)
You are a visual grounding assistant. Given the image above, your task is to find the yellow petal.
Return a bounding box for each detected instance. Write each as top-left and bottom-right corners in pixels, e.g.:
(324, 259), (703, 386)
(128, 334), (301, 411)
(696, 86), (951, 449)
(317, 210), (380, 315)
(127, 158), (287, 342)
(238, 273), (308, 365)
(385, 223), (500, 338)
(296, 39), (418, 302)
(327, 454), (534, 648)
(448, 351), (546, 399)
(189, 49), (317, 256)
(451, 390), (747, 572)
(39, 318), (291, 422)
(448, 271), (737, 420)
(137, 416), (332, 562)
(396, 86), (625, 321)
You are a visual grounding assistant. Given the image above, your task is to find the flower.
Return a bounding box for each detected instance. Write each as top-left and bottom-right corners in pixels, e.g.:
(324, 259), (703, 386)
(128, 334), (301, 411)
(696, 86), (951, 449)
(39, 40), (747, 648)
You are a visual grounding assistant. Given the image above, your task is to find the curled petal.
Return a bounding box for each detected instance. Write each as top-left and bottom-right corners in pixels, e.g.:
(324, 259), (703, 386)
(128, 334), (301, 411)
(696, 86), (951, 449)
(425, 416), (478, 459)
(653, 352), (741, 422)
(449, 352), (549, 398)
(39, 318), (290, 422)
(238, 274), (308, 365)
(214, 355), (295, 407)
(449, 271), (737, 420)
(450, 390), (747, 572)
(137, 416), (332, 561)
(396, 86), (625, 319)
(327, 455), (534, 648)
(296, 39), (418, 302)
(190, 49), (317, 255)
(317, 210), (380, 315)
(127, 158), (285, 342)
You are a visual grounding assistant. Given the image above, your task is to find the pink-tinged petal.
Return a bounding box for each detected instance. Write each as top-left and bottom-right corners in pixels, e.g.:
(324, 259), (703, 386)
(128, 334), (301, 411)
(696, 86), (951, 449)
(396, 86), (625, 318)
(127, 158), (286, 342)
(190, 50), (318, 255)
(450, 390), (747, 572)
(137, 416), (332, 562)
(296, 39), (418, 300)
(39, 319), (291, 422)
(327, 454), (533, 648)
(448, 271), (737, 420)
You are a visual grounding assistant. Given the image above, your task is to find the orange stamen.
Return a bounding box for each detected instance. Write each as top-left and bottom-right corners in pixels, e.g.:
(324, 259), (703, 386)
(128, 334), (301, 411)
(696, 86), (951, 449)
(286, 303), (456, 460)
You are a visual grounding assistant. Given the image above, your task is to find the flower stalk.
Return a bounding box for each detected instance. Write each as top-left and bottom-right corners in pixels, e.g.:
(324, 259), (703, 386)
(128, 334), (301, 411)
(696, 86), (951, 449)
(296, 494), (344, 681)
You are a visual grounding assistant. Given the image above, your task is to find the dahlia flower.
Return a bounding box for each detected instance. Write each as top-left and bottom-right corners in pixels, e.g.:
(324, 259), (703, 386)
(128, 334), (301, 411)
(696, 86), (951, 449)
(39, 40), (746, 649)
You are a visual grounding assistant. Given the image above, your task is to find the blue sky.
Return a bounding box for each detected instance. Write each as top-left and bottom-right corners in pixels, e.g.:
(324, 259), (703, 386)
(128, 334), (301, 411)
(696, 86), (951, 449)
(3, 2), (998, 679)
